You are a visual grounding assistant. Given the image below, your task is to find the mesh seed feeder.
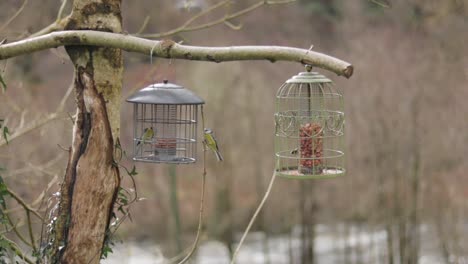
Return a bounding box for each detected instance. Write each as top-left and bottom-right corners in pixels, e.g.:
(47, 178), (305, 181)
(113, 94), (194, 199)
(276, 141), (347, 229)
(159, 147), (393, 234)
(275, 66), (345, 179)
(126, 80), (204, 164)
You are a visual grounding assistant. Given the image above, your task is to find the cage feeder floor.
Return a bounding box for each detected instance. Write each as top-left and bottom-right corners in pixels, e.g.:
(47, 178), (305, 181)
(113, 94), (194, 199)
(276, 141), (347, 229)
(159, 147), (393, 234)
(133, 156), (195, 164)
(276, 167), (344, 179)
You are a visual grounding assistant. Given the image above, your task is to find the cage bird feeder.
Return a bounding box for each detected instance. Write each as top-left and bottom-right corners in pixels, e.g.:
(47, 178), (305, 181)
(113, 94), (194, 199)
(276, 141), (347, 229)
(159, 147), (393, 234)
(126, 80), (204, 164)
(275, 66), (345, 179)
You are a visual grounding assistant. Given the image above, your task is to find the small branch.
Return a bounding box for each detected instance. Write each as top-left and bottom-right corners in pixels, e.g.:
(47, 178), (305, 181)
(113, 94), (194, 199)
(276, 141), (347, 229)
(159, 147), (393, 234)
(26, 210), (38, 253)
(175, 106), (207, 264)
(139, 0), (295, 39)
(5, 213), (33, 247)
(28, 17), (69, 39)
(231, 171), (277, 264)
(139, 0), (231, 38)
(0, 31), (353, 77)
(0, 113), (59, 147)
(0, 77), (73, 147)
(6, 188), (44, 222)
(56, 0), (69, 21)
(27, 0), (70, 38)
(136, 16), (151, 35)
(0, 0), (29, 33)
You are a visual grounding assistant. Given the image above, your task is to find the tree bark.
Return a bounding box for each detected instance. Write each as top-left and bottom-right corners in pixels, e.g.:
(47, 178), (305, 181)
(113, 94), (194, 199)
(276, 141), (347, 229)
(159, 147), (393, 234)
(50, 0), (123, 263)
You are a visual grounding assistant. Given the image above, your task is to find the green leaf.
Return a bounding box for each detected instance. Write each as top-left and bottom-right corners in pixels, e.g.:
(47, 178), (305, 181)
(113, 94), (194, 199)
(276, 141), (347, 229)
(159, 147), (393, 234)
(0, 176), (8, 209)
(0, 74), (6, 92)
(2, 126), (9, 144)
(129, 166), (138, 176)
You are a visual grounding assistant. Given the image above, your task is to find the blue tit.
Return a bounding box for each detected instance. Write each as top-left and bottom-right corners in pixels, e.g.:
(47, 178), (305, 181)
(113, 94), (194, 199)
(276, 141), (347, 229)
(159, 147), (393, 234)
(204, 128), (223, 162)
(137, 127), (155, 146)
(290, 148), (298, 155)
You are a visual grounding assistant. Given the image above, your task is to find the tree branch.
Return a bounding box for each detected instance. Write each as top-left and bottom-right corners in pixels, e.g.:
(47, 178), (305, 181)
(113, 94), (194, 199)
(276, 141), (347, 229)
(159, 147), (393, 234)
(6, 188), (44, 222)
(0, 31), (354, 77)
(139, 0), (296, 39)
(0, 0), (29, 33)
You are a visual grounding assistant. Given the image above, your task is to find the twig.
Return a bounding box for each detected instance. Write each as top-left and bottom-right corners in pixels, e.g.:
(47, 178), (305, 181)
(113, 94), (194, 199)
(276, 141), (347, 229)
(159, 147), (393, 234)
(57, 0), (69, 21)
(27, 0), (70, 38)
(5, 213), (33, 247)
(28, 20), (66, 39)
(0, 0), (29, 33)
(0, 76), (74, 147)
(6, 188), (44, 222)
(26, 210), (38, 252)
(136, 16), (151, 35)
(176, 106), (207, 264)
(0, 30), (354, 77)
(230, 171), (278, 264)
(139, 0), (296, 39)
(137, 0), (231, 38)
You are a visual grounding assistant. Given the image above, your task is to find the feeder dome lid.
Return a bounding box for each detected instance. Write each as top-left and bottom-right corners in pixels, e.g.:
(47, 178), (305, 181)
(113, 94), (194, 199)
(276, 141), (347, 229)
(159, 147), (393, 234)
(126, 80), (205, 105)
(286, 72), (332, 84)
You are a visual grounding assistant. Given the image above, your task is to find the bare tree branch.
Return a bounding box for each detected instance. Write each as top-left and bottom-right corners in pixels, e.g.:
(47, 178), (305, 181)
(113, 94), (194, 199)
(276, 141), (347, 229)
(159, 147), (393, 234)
(57, 0), (69, 21)
(27, 0), (70, 38)
(6, 188), (44, 222)
(0, 0), (29, 33)
(0, 80), (73, 147)
(0, 31), (354, 77)
(139, 0), (296, 39)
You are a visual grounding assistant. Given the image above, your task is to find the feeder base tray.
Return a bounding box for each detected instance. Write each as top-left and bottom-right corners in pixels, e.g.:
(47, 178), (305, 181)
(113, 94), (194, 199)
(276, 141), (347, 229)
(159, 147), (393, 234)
(133, 156), (195, 164)
(276, 167), (344, 179)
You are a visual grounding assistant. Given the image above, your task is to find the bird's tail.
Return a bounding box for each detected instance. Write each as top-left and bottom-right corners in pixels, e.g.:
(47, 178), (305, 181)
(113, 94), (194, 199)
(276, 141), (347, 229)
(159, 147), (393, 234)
(215, 150), (224, 162)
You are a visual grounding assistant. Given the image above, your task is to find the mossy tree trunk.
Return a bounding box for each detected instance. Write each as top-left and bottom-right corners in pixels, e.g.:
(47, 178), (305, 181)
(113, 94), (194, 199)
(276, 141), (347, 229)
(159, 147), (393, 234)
(50, 0), (123, 263)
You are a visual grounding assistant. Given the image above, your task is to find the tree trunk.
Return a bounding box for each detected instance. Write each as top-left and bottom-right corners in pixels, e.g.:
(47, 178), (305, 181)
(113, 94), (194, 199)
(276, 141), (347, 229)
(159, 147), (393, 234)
(300, 182), (316, 264)
(408, 98), (421, 264)
(168, 165), (182, 253)
(50, 0), (123, 263)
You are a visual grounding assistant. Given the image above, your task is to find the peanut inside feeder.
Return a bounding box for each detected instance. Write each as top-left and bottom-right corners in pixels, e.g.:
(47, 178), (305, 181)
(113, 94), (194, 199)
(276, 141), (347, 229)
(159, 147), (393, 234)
(299, 122), (323, 175)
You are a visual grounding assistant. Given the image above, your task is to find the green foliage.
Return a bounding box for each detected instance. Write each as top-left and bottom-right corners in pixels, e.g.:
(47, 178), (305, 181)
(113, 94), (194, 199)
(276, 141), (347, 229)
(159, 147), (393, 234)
(0, 237), (13, 262)
(0, 174), (7, 209)
(0, 120), (9, 144)
(0, 74), (6, 93)
(0, 170), (14, 263)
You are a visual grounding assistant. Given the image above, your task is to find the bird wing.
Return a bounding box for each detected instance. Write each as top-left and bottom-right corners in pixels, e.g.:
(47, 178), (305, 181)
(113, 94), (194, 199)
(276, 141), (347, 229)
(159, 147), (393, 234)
(205, 133), (220, 151)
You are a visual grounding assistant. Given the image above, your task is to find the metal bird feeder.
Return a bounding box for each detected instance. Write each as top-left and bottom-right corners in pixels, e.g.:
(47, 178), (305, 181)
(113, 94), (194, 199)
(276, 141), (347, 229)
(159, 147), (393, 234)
(275, 66), (345, 179)
(126, 80), (204, 164)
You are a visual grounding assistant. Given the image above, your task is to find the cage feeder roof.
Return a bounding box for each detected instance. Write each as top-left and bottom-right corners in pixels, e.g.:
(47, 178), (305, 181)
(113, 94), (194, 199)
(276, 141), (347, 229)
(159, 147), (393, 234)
(286, 72), (332, 84)
(126, 80), (205, 105)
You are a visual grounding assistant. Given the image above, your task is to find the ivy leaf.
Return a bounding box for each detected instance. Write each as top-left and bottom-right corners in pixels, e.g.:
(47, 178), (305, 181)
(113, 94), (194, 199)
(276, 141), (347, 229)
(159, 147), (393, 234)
(370, 0), (391, 8)
(129, 166), (138, 176)
(2, 126), (9, 144)
(0, 176), (8, 209)
(0, 74), (6, 93)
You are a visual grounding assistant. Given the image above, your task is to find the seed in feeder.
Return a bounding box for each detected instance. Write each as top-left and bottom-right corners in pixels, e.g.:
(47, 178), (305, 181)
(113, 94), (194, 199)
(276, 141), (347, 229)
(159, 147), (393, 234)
(299, 122), (323, 175)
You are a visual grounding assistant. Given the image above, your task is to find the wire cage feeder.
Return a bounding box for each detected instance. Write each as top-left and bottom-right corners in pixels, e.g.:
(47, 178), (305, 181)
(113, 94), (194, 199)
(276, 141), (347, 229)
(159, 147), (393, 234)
(126, 80), (204, 164)
(275, 67), (345, 179)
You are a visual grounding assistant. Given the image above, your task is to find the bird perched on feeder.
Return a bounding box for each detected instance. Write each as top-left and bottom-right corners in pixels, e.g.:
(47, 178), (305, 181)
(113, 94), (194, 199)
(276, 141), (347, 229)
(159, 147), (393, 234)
(204, 128), (223, 162)
(137, 127), (155, 147)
